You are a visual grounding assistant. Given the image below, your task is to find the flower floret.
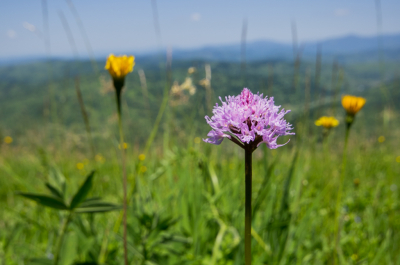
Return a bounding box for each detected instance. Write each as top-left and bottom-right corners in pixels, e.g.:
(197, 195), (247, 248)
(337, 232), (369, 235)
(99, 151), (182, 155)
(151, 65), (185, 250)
(204, 88), (294, 149)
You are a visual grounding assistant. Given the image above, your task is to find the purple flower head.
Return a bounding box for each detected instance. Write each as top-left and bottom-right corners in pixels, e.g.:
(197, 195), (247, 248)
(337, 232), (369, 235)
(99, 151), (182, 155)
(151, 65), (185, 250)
(203, 88), (294, 151)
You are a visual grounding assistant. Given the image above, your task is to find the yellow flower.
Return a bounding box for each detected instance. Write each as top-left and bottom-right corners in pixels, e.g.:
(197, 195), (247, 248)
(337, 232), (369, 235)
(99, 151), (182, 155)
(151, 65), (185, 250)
(378, 136), (385, 143)
(315, 116), (339, 129)
(119, 142), (128, 149)
(140, 166), (147, 173)
(138, 154), (146, 161)
(4, 136), (13, 144)
(95, 154), (105, 163)
(396, 156), (400, 163)
(105, 54), (135, 80)
(76, 163), (84, 170)
(341, 95), (366, 115)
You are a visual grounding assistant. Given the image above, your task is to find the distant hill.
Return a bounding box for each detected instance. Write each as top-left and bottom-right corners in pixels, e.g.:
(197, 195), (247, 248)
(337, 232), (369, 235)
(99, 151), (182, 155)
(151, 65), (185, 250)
(166, 33), (400, 62)
(1, 33), (400, 65)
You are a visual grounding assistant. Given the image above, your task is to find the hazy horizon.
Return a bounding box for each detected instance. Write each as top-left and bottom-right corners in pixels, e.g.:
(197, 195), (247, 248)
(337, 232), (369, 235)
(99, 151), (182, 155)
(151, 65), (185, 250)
(1, 0), (400, 59)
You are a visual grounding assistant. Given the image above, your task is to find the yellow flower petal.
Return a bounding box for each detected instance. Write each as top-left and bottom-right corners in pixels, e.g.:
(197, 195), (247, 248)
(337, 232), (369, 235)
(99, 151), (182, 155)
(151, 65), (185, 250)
(105, 54), (135, 80)
(315, 116), (339, 129)
(341, 95), (366, 115)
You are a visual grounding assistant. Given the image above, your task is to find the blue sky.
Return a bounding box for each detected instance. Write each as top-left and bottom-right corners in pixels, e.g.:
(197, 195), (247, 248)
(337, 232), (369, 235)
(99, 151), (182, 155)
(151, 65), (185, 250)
(1, 0), (400, 59)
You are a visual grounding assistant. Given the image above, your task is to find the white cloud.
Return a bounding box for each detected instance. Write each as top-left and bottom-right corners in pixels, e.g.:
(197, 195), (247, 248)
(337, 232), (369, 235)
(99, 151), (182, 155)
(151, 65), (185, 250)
(7, 30), (16, 39)
(191, 13), (201, 21)
(23, 22), (36, 32)
(334, 8), (349, 17)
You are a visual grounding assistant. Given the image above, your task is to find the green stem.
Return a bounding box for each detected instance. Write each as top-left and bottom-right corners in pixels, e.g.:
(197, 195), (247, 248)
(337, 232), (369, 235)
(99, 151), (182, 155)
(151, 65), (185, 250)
(113, 53), (172, 235)
(114, 81), (128, 265)
(333, 125), (350, 264)
(53, 212), (72, 265)
(75, 77), (95, 160)
(245, 148), (252, 265)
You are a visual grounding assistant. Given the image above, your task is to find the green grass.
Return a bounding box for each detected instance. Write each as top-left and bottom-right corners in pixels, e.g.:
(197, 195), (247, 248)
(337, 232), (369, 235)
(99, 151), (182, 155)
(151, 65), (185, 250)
(1, 118), (399, 264)
(0, 59), (400, 264)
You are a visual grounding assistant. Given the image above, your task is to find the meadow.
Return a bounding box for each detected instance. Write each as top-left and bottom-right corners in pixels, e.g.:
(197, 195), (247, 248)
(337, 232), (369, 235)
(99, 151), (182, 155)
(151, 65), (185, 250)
(0, 57), (399, 265)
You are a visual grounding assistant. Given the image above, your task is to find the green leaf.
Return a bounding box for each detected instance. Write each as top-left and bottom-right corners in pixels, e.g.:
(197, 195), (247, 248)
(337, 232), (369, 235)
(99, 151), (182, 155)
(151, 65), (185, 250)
(75, 198), (121, 213)
(17, 192), (68, 210)
(45, 182), (63, 199)
(70, 171), (95, 210)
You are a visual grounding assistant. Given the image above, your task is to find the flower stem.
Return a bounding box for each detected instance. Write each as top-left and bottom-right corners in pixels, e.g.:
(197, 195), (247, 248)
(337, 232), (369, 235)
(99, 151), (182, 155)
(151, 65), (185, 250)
(334, 125), (350, 264)
(245, 147), (252, 265)
(53, 212), (72, 265)
(114, 82), (128, 265)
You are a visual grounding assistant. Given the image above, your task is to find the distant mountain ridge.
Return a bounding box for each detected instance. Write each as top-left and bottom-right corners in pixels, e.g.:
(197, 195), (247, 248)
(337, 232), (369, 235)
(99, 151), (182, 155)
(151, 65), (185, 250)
(1, 33), (400, 65)
(165, 33), (400, 62)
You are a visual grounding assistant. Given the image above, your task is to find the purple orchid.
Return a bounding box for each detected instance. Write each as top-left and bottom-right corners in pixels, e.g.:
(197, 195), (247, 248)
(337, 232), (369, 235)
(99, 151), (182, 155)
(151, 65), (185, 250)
(204, 88), (294, 151)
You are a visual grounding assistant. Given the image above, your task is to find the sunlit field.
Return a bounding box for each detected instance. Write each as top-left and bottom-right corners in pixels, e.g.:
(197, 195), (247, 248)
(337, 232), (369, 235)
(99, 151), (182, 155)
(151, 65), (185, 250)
(1, 55), (399, 264)
(1, 1), (400, 264)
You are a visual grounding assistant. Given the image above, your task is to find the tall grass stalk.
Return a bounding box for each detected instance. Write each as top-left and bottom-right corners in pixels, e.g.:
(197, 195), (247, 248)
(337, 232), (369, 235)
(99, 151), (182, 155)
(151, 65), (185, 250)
(374, 0), (394, 124)
(58, 11), (79, 58)
(267, 64), (274, 96)
(291, 20), (301, 95)
(65, 0), (98, 73)
(332, 65), (344, 116)
(204, 64), (213, 114)
(241, 18), (248, 87)
(138, 69), (151, 119)
(334, 125), (350, 264)
(75, 77), (95, 160)
(330, 61), (338, 114)
(315, 46), (322, 117)
(151, 0), (162, 49)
